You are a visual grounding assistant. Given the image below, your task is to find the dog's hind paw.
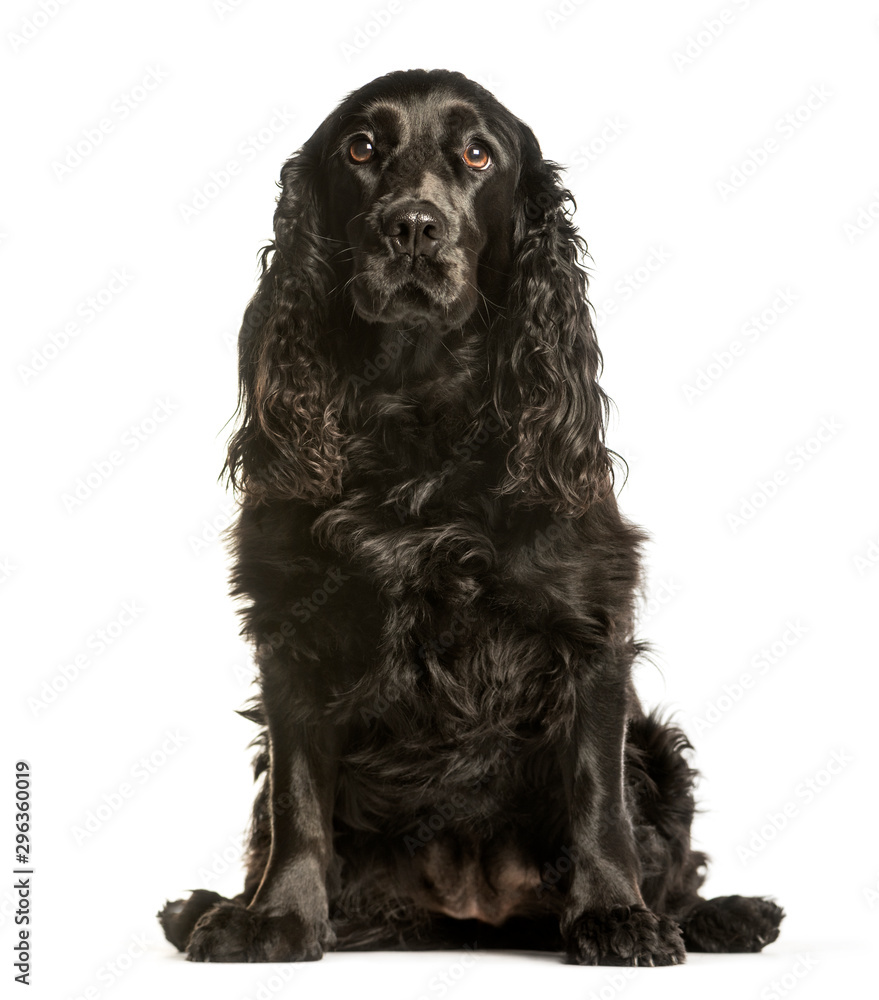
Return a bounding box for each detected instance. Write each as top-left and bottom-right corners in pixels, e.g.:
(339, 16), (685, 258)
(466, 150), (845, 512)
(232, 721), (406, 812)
(680, 895), (784, 953)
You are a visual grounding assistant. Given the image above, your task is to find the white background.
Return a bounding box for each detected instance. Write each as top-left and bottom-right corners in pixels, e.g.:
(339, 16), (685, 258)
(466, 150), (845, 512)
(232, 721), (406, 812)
(3, 0), (878, 998)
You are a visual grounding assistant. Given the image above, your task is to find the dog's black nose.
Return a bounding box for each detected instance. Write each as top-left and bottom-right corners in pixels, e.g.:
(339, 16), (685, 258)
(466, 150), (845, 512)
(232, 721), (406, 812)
(382, 203), (446, 259)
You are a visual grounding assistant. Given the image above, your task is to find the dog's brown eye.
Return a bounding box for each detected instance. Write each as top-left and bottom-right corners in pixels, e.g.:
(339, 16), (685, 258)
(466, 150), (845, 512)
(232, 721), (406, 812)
(462, 142), (491, 170)
(349, 137), (375, 163)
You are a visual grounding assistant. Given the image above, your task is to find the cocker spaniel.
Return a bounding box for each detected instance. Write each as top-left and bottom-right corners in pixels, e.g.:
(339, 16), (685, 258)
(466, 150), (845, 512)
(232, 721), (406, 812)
(159, 69), (783, 966)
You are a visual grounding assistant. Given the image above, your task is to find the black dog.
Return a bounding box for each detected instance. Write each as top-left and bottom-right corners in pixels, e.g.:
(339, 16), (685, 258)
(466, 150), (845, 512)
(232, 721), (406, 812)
(159, 69), (783, 965)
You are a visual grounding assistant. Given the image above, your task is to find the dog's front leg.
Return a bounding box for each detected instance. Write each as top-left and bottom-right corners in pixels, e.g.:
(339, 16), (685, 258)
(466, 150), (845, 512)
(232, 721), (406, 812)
(247, 713), (339, 946)
(187, 695), (338, 963)
(561, 671), (685, 966)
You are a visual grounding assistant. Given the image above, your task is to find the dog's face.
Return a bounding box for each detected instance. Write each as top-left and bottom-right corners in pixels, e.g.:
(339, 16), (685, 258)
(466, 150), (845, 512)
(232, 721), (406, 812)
(316, 71), (525, 327)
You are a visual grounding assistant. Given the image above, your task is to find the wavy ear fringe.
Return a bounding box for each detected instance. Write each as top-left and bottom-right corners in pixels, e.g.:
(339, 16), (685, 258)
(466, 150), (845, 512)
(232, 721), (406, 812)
(493, 152), (614, 516)
(224, 148), (345, 504)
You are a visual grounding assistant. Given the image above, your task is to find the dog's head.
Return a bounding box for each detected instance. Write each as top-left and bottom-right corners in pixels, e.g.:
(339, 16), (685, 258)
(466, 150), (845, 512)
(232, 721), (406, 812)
(320, 70), (523, 326)
(228, 70), (613, 514)
(275, 69), (563, 328)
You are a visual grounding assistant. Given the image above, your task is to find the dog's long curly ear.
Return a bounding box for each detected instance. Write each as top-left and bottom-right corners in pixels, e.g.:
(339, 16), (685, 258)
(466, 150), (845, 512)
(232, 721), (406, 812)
(225, 136), (344, 504)
(493, 131), (614, 516)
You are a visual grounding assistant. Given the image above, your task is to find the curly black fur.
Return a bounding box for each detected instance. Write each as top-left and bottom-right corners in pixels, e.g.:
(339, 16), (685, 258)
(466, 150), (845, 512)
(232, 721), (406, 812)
(159, 69), (782, 965)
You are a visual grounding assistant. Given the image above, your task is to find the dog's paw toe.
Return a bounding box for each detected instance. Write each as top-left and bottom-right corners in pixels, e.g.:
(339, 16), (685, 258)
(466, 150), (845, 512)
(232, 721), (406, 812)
(564, 906), (686, 967)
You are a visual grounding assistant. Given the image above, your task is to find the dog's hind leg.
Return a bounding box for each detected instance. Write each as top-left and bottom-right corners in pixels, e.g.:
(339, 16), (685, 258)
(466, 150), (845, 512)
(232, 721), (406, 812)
(626, 712), (784, 953)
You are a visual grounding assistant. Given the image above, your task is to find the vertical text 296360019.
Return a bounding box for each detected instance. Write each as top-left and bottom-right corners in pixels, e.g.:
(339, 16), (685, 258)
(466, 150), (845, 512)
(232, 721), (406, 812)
(13, 761), (32, 986)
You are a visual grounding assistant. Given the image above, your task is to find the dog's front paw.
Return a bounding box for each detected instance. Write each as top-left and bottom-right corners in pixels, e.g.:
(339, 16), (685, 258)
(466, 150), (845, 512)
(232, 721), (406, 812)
(186, 901), (334, 963)
(564, 906), (686, 966)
